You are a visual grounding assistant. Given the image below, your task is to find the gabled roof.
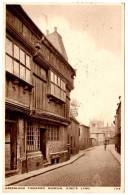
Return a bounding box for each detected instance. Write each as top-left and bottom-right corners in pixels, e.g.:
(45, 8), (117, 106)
(46, 27), (68, 61)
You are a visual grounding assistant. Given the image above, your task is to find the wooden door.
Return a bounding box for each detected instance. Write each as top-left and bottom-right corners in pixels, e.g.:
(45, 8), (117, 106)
(5, 122), (17, 171)
(40, 129), (47, 159)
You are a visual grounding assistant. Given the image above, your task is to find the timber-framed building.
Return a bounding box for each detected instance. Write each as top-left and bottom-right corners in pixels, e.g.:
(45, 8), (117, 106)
(5, 5), (75, 176)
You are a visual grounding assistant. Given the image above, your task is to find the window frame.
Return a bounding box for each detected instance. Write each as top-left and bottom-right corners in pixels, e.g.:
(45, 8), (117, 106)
(48, 126), (59, 141)
(5, 37), (31, 84)
(27, 123), (40, 152)
(50, 70), (66, 102)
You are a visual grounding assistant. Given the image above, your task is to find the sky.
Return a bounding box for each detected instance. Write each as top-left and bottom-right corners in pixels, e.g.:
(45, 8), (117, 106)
(22, 3), (124, 126)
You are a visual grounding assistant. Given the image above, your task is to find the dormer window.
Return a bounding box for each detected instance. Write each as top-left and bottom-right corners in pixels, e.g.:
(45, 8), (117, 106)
(5, 37), (31, 83)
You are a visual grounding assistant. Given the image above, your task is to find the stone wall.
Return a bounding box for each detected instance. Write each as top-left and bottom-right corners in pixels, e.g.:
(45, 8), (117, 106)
(79, 125), (91, 150)
(46, 126), (68, 164)
(26, 151), (43, 172)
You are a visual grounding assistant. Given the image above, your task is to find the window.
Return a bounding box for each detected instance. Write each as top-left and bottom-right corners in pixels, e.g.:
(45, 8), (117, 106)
(61, 80), (66, 91)
(51, 83), (54, 95)
(27, 123), (40, 151)
(5, 38), (31, 83)
(51, 71), (54, 82)
(57, 77), (61, 87)
(20, 49), (25, 65)
(54, 74), (57, 84)
(6, 38), (13, 56)
(14, 61), (19, 76)
(14, 44), (19, 59)
(56, 86), (60, 98)
(50, 71), (66, 102)
(20, 65), (25, 80)
(26, 55), (30, 69)
(48, 126), (59, 141)
(5, 55), (13, 73)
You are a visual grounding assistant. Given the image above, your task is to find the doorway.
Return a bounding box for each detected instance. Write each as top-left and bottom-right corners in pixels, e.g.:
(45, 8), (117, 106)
(5, 122), (17, 171)
(40, 128), (47, 159)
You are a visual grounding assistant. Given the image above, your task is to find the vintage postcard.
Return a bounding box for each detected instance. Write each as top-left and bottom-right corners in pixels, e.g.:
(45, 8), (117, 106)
(3, 1), (124, 193)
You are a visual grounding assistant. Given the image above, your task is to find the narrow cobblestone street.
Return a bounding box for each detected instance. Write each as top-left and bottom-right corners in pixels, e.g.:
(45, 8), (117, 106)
(15, 146), (120, 187)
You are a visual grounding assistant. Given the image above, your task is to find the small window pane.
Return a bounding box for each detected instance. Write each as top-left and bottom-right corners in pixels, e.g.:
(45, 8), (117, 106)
(56, 86), (58, 98)
(6, 38), (13, 56)
(14, 61), (19, 76)
(61, 81), (66, 91)
(26, 69), (31, 83)
(54, 75), (57, 84)
(63, 83), (66, 91)
(61, 90), (65, 101)
(56, 86), (60, 98)
(20, 50), (25, 64)
(58, 77), (61, 87)
(61, 80), (63, 90)
(14, 44), (19, 60)
(20, 65), (25, 80)
(54, 85), (58, 97)
(26, 55), (30, 69)
(5, 55), (13, 73)
(51, 83), (54, 95)
(51, 71), (54, 82)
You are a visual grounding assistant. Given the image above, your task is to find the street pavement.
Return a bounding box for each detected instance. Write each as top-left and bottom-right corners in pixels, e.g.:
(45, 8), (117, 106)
(14, 145), (120, 187)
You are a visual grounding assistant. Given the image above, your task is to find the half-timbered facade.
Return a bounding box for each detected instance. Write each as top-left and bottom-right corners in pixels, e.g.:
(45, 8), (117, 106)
(5, 5), (75, 176)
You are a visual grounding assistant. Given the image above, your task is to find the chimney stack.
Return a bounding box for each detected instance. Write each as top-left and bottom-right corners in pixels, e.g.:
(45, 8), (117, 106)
(46, 29), (49, 35)
(54, 26), (57, 32)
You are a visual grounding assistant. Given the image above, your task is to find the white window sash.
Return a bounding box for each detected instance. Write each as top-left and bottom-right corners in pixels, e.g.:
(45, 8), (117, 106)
(14, 60), (19, 76)
(5, 55), (13, 73)
(14, 44), (20, 60)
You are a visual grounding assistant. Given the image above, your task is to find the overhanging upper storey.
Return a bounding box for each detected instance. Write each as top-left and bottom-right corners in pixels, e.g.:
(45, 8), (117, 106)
(6, 5), (76, 90)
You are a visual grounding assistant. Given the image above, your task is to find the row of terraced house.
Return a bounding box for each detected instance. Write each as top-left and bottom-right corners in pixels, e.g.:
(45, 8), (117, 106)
(5, 5), (92, 177)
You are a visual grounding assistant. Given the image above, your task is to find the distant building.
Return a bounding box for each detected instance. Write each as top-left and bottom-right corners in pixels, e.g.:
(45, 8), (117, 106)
(5, 5), (76, 176)
(67, 117), (80, 155)
(90, 120), (104, 131)
(90, 120), (115, 145)
(113, 97), (121, 153)
(79, 125), (91, 149)
(90, 120), (105, 145)
(90, 132), (105, 146)
(101, 124), (115, 142)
